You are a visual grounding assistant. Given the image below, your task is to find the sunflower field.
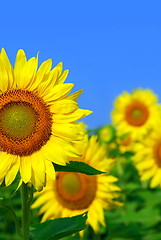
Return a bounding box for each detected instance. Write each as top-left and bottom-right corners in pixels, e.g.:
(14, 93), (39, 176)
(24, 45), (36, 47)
(0, 49), (161, 240)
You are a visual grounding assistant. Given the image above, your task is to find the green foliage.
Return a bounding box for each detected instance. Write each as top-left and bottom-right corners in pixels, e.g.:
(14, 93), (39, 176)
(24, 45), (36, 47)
(54, 161), (104, 175)
(98, 157), (161, 240)
(1, 128), (161, 240)
(62, 155), (161, 240)
(30, 212), (87, 240)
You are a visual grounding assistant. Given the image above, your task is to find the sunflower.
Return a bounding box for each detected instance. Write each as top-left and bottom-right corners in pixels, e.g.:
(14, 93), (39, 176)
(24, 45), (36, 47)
(98, 125), (115, 144)
(0, 48), (92, 190)
(111, 89), (161, 140)
(32, 135), (122, 233)
(133, 125), (161, 188)
(116, 133), (133, 154)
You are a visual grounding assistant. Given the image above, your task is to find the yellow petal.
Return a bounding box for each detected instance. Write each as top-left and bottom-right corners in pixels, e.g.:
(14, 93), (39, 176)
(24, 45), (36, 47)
(0, 153), (12, 178)
(31, 152), (46, 185)
(32, 193), (52, 209)
(140, 167), (156, 181)
(5, 156), (20, 186)
(50, 99), (78, 114)
(14, 49), (27, 85)
(0, 58), (9, 91)
(42, 138), (68, 165)
(88, 210), (99, 233)
(0, 177), (4, 185)
(18, 57), (37, 89)
(37, 59), (52, 82)
(53, 62), (63, 80)
(30, 59), (52, 92)
(43, 83), (74, 102)
(52, 136), (82, 157)
(20, 156), (32, 183)
(136, 159), (154, 170)
(38, 200), (53, 215)
(38, 67), (59, 97)
(41, 208), (55, 222)
(53, 109), (92, 123)
(105, 175), (118, 182)
(45, 160), (55, 180)
(0, 48), (14, 88)
(31, 168), (43, 191)
(15, 179), (23, 191)
(43, 62), (63, 92)
(93, 202), (105, 226)
(52, 123), (84, 141)
(66, 89), (84, 101)
(27, 52), (39, 89)
(56, 69), (69, 85)
(150, 168), (161, 188)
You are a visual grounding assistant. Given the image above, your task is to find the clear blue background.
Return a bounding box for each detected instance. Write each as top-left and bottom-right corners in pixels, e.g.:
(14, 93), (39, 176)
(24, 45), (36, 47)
(1, 1), (161, 128)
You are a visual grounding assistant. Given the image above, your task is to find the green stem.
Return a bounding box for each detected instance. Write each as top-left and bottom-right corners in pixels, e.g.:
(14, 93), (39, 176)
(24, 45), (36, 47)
(0, 204), (22, 238)
(94, 234), (101, 240)
(117, 157), (124, 177)
(28, 185), (34, 206)
(90, 227), (101, 240)
(21, 182), (30, 240)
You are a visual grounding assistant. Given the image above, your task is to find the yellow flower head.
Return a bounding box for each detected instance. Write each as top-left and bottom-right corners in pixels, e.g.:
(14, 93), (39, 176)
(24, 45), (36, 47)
(111, 89), (161, 140)
(0, 48), (92, 190)
(133, 124), (161, 188)
(98, 125), (115, 144)
(32, 135), (122, 233)
(116, 133), (133, 154)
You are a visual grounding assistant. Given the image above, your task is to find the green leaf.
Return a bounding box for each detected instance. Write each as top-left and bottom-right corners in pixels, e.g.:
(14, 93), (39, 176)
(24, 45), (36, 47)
(61, 233), (80, 240)
(119, 132), (130, 139)
(142, 231), (161, 240)
(30, 212), (87, 240)
(53, 161), (104, 175)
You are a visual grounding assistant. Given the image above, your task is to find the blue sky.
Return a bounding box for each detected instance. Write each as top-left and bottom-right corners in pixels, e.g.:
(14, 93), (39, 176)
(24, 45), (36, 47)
(1, 1), (161, 128)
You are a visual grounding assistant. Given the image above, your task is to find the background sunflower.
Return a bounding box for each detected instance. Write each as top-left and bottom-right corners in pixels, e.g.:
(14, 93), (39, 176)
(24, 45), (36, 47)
(111, 89), (161, 140)
(133, 125), (161, 188)
(32, 135), (122, 234)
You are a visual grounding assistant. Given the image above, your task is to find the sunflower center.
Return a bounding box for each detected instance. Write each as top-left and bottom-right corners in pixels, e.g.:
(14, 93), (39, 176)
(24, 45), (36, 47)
(0, 89), (52, 156)
(125, 101), (149, 126)
(61, 173), (81, 195)
(131, 109), (142, 119)
(56, 172), (97, 210)
(1, 103), (37, 140)
(154, 141), (161, 168)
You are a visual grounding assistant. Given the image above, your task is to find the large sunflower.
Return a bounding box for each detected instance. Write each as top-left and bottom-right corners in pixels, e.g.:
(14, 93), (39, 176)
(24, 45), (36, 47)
(32, 135), (121, 233)
(133, 125), (161, 188)
(111, 89), (161, 140)
(0, 48), (92, 190)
